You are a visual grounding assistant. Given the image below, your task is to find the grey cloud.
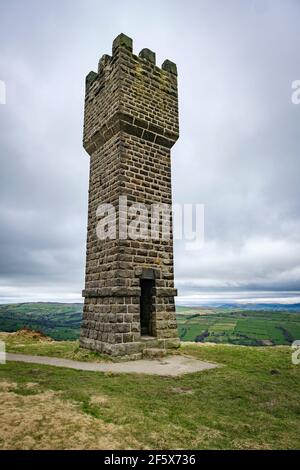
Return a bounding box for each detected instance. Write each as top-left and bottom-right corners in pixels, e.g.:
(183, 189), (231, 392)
(0, 0), (299, 301)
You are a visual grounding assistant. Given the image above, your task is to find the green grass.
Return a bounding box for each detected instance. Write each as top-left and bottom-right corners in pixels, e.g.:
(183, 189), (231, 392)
(0, 331), (110, 362)
(177, 309), (300, 346)
(0, 302), (82, 340)
(0, 340), (299, 449)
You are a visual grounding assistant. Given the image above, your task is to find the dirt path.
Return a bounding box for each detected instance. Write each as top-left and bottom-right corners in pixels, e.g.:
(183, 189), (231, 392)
(6, 353), (218, 376)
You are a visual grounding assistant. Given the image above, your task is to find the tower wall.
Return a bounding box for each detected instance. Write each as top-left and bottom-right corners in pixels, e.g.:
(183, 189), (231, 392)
(80, 34), (180, 358)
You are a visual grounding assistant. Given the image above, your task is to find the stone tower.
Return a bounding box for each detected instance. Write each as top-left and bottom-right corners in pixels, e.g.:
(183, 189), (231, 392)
(80, 33), (180, 359)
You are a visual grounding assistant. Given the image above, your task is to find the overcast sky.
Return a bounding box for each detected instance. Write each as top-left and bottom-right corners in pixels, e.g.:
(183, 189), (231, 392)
(0, 0), (299, 303)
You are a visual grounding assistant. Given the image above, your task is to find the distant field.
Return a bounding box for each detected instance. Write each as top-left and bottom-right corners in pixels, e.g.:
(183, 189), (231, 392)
(0, 302), (300, 346)
(177, 307), (300, 346)
(0, 303), (82, 340)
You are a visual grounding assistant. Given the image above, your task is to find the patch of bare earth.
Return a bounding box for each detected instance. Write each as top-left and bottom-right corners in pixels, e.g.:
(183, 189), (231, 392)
(0, 379), (135, 450)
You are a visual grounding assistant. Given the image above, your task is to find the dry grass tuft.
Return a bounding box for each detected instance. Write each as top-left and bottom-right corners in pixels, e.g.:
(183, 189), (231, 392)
(171, 387), (194, 395)
(89, 395), (109, 407)
(0, 380), (17, 392)
(9, 328), (52, 342)
(24, 382), (40, 390)
(0, 380), (134, 450)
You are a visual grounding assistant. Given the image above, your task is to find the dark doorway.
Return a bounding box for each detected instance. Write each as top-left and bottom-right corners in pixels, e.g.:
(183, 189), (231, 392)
(140, 279), (154, 336)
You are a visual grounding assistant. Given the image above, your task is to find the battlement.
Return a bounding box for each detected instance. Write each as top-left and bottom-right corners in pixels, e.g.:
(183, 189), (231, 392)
(83, 33), (179, 155)
(86, 33), (177, 84)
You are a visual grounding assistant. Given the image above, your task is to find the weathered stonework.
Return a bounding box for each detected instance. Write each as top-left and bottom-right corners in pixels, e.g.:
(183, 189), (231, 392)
(80, 33), (180, 359)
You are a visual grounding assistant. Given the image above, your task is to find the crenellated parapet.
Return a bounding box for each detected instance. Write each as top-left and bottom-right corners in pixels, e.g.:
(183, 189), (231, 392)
(83, 33), (179, 155)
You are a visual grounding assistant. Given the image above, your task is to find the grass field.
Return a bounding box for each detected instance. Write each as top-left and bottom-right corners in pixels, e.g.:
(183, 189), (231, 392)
(177, 308), (300, 346)
(0, 303), (82, 340)
(0, 331), (299, 449)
